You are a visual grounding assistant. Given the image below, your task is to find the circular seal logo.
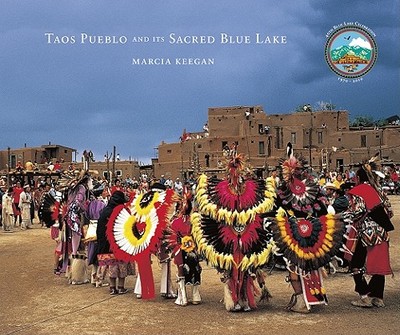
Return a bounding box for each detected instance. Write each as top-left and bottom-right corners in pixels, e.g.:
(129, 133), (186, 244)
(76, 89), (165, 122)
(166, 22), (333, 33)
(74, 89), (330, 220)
(325, 24), (377, 79)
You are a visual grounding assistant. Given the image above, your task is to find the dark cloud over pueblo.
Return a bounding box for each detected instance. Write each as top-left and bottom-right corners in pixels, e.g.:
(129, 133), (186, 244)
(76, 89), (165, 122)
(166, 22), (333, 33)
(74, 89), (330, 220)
(44, 32), (287, 44)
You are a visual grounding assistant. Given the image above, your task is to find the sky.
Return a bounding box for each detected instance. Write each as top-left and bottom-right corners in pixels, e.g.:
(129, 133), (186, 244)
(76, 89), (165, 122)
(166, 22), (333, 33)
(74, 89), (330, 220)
(1, 0), (399, 164)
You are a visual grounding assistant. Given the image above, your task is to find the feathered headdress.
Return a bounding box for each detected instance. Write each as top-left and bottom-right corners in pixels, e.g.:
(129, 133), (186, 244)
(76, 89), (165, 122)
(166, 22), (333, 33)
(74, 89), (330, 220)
(277, 143), (322, 214)
(191, 151), (276, 272)
(225, 153), (247, 194)
(357, 152), (381, 190)
(352, 153), (394, 226)
(57, 169), (93, 191)
(271, 208), (345, 272)
(279, 142), (308, 183)
(178, 185), (193, 216)
(38, 192), (61, 228)
(107, 188), (177, 299)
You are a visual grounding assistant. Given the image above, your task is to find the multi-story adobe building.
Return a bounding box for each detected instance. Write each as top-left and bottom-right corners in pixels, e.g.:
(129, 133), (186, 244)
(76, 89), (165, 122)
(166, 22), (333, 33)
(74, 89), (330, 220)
(0, 143), (76, 170)
(153, 105), (400, 179)
(2, 106), (399, 183)
(0, 143), (149, 186)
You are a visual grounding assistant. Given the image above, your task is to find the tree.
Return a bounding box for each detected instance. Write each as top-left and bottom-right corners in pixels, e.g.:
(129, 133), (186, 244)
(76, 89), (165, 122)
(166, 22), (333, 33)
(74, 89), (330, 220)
(294, 104), (312, 112)
(315, 101), (336, 111)
(350, 116), (375, 127)
(294, 101), (336, 112)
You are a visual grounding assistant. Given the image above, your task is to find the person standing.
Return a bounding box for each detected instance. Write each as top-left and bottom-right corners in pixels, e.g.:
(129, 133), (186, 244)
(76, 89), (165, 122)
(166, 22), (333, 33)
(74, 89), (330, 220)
(13, 181), (23, 227)
(110, 179), (123, 195)
(324, 182), (338, 206)
(19, 184), (32, 230)
(95, 190), (129, 295)
(85, 185), (107, 287)
(0, 184), (5, 227)
(164, 176), (173, 189)
(2, 187), (15, 232)
(159, 175), (166, 186)
(65, 172), (92, 256)
(170, 192), (202, 306)
(333, 173), (345, 190)
(342, 159), (394, 308)
(174, 178), (183, 195)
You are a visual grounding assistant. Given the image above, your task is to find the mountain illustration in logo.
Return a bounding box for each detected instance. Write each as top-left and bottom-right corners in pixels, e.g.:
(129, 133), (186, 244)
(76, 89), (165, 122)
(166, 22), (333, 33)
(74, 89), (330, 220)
(330, 43), (372, 64)
(325, 24), (377, 78)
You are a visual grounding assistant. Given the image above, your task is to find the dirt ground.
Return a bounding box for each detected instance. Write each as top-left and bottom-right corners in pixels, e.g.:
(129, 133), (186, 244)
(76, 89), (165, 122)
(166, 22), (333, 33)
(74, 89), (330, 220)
(1, 196), (400, 335)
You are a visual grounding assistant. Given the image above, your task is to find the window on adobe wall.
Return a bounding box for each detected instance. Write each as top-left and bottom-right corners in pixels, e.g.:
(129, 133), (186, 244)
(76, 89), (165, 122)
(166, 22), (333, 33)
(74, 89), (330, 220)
(259, 124), (264, 134)
(361, 135), (367, 147)
(10, 155), (16, 168)
(275, 127), (283, 149)
(197, 144), (202, 149)
(291, 132), (297, 144)
(318, 131), (323, 144)
(258, 141), (265, 155)
(167, 150), (172, 154)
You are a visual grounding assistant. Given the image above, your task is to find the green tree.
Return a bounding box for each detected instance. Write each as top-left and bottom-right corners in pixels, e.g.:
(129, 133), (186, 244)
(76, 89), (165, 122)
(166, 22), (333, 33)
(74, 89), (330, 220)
(350, 116), (375, 127)
(315, 101), (336, 110)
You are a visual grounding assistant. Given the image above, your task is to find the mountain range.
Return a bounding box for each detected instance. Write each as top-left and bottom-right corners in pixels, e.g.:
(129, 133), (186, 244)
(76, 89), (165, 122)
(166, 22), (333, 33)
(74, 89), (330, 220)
(330, 45), (372, 61)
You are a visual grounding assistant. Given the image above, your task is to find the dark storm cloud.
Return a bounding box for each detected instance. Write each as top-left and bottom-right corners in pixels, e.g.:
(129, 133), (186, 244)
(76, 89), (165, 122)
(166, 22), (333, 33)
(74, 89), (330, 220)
(0, 0), (399, 162)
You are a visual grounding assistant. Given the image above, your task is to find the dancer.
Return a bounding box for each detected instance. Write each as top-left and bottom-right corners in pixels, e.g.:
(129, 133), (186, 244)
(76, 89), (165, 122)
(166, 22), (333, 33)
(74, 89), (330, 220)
(107, 182), (177, 299)
(191, 153), (276, 311)
(169, 189), (202, 306)
(19, 184), (32, 229)
(65, 170), (92, 256)
(85, 181), (108, 287)
(56, 169), (93, 275)
(269, 143), (345, 313)
(342, 155), (394, 308)
(96, 190), (130, 294)
(38, 186), (63, 274)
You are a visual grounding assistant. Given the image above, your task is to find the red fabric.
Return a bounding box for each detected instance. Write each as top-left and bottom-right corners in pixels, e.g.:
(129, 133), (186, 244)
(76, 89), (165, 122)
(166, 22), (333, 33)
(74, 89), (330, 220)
(13, 186), (23, 203)
(50, 226), (60, 240)
(137, 252), (155, 299)
(110, 186), (123, 194)
(170, 216), (191, 265)
(228, 278), (238, 304)
(303, 269), (326, 304)
(107, 204), (131, 262)
(215, 179), (260, 211)
(344, 227), (357, 262)
(246, 277), (257, 309)
(51, 202), (60, 221)
(12, 203), (20, 216)
(348, 184), (381, 210)
(366, 241), (392, 275)
(106, 189), (175, 299)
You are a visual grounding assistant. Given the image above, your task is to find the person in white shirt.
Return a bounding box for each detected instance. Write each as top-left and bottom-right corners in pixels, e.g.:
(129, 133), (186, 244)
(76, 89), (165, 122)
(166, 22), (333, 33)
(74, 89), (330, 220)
(19, 185), (32, 229)
(174, 178), (183, 195)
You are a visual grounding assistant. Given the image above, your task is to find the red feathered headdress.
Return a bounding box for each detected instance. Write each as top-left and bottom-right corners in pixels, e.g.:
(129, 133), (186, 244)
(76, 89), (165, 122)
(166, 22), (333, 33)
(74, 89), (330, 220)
(107, 188), (176, 299)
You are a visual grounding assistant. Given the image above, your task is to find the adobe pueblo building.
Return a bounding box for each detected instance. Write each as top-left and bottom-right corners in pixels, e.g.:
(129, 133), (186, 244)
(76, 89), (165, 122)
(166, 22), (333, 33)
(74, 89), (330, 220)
(1, 106), (399, 183)
(153, 106), (400, 179)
